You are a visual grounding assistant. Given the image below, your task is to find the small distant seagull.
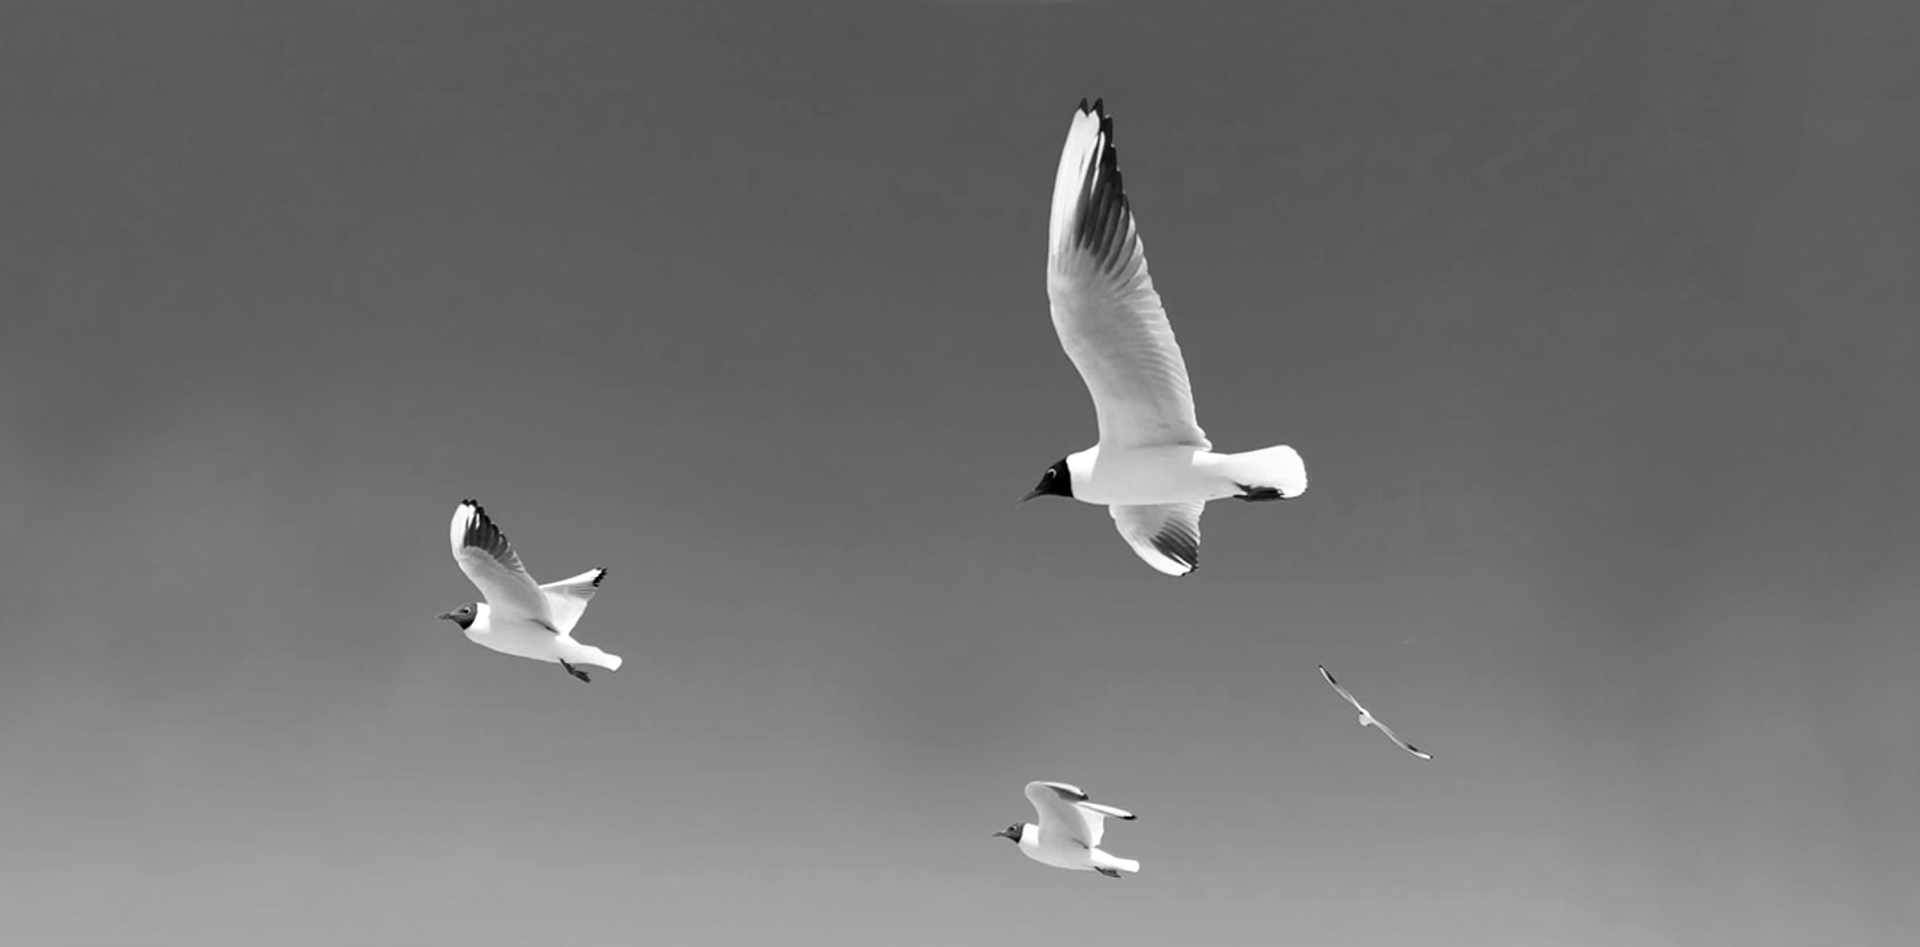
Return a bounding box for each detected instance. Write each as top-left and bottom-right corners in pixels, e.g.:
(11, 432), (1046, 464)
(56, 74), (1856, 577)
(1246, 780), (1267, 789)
(1021, 99), (1308, 577)
(992, 780), (1141, 878)
(438, 500), (624, 683)
(1319, 665), (1430, 760)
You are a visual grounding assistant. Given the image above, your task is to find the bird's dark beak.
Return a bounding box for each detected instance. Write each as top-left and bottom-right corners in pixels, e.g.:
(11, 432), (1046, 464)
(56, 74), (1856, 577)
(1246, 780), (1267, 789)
(436, 610), (458, 621)
(1020, 485), (1046, 503)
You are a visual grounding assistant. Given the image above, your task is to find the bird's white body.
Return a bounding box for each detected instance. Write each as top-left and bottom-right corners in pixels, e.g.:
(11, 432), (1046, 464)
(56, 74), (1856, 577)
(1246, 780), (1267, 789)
(1010, 823), (1141, 875)
(1064, 444), (1305, 507)
(459, 601), (623, 671)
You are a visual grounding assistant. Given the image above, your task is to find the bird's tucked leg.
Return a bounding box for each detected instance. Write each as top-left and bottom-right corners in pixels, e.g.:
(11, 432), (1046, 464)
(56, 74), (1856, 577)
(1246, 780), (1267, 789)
(560, 660), (591, 683)
(1095, 867), (1122, 879)
(1231, 483), (1291, 502)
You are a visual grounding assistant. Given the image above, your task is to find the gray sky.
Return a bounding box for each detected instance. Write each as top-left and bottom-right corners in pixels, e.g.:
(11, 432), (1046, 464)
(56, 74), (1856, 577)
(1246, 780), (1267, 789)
(3, 1), (1917, 945)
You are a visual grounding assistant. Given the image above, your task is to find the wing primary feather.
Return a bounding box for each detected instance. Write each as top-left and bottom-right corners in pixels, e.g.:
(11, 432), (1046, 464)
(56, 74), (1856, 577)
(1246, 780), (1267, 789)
(1073, 107), (1132, 273)
(449, 499), (551, 624)
(456, 499), (522, 572)
(1150, 519), (1199, 573)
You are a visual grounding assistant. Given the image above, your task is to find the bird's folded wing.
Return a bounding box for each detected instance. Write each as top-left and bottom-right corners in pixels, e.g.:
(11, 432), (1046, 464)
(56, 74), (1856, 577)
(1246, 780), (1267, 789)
(540, 568), (606, 634)
(1025, 781), (1097, 848)
(450, 500), (552, 626)
(1110, 502), (1204, 577)
(1046, 100), (1208, 452)
(1074, 801), (1136, 847)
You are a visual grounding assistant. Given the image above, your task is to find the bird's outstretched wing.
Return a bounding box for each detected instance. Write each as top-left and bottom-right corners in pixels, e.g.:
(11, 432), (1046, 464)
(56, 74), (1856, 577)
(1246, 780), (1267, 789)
(1110, 502), (1204, 576)
(1074, 800), (1137, 847)
(1373, 720), (1432, 761)
(450, 500), (553, 628)
(1046, 99), (1208, 452)
(540, 568), (606, 634)
(1319, 665), (1364, 712)
(1024, 781), (1098, 849)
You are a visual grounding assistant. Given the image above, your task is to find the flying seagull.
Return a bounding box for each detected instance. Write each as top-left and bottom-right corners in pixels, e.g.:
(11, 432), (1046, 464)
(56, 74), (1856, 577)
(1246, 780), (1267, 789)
(1319, 665), (1430, 760)
(992, 780), (1141, 878)
(1021, 99), (1308, 576)
(438, 500), (624, 683)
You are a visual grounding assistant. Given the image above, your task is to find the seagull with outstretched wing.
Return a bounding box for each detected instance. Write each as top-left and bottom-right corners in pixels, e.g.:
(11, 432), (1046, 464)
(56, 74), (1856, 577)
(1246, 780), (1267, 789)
(1021, 99), (1308, 576)
(438, 500), (623, 683)
(992, 780), (1141, 878)
(1319, 665), (1430, 760)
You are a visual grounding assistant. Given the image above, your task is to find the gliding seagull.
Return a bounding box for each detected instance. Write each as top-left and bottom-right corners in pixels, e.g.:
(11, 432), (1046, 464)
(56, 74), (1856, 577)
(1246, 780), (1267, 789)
(992, 780), (1141, 878)
(438, 500), (623, 683)
(1021, 99), (1308, 576)
(1319, 665), (1430, 760)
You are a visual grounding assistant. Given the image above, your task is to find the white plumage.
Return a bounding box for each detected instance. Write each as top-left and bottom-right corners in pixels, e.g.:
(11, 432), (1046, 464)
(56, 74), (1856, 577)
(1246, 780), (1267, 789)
(1319, 665), (1431, 760)
(992, 780), (1141, 878)
(439, 500), (623, 683)
(1023, 99), (1307, 576)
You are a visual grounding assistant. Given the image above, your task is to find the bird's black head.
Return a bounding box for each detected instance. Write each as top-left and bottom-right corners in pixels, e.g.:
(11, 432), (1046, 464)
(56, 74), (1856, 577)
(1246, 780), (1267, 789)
(1021, 459), (1073, 502)
(991, 823), (1023, 843)
(437, 604), (478, 630)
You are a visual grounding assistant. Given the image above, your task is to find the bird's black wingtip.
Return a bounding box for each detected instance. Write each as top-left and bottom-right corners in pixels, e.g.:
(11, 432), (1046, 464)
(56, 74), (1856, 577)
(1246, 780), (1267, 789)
(592, 568), (608, 586)
(1150, 527), (1198, 576)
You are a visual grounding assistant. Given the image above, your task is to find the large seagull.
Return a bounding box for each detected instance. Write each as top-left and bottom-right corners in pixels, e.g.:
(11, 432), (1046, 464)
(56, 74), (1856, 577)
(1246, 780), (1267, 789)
(1021, 99), (1308, 576)
(438, 500), (624, 683)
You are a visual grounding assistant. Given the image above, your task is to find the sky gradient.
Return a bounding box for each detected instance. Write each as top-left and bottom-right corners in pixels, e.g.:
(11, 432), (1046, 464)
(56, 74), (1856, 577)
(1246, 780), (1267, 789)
(3, 1), (1917, 945)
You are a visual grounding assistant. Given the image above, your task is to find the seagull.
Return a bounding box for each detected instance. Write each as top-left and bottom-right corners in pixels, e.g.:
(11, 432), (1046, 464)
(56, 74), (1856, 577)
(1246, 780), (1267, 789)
(992, 780), (1141, 878)
(1020, 99), (1308, 577)
(438, 500), (624, 683)
(1319, 665), (1430, 760)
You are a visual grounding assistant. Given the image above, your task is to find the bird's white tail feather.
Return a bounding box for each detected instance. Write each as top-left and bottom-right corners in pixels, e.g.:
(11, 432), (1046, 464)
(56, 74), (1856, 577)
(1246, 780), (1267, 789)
(571, 646), (623, 672)
(1220, 445), (1308, 498)
(1092, 850), (1140, 874)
